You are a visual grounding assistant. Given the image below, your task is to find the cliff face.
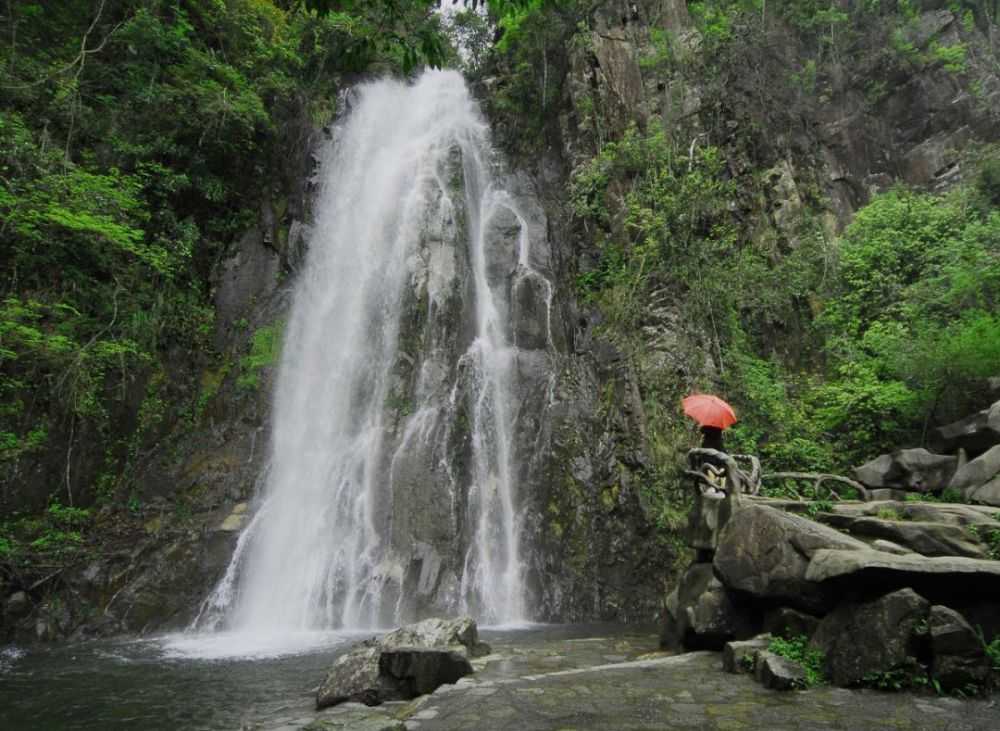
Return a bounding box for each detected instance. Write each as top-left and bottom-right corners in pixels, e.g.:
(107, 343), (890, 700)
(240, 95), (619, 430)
(4, 1), (999, 640)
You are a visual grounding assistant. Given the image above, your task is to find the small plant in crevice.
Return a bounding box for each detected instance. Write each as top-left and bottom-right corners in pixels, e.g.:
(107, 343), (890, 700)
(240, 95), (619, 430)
(766, 635), (825, 688)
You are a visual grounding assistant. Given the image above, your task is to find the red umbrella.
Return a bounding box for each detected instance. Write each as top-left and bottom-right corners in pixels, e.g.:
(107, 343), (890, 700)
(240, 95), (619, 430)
(682, 393), (737, 429)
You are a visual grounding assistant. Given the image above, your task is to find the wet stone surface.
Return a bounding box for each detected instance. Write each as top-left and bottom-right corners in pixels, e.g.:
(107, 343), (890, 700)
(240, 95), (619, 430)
(311, 626), (1000, 731)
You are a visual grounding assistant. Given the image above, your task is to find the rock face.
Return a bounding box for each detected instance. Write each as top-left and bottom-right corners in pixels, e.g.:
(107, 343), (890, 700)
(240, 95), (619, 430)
(817, 514), (988, 559)
(315, 617), (485, 709)
(811, 588), (929, 687)
(854, 448), (957, 493)
(713, 504), (868, 612)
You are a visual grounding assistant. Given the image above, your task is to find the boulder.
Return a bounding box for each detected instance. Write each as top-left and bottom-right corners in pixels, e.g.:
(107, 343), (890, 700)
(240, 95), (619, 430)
(930, 401), (1000, 454)
(928, 605), (990, 690)
(804, 549), (1000, 602)
(817, 514), (988, 558)
(811, 588), (930, 687)
(949, 444), (1000, 499)
(713, 504), (869, 613)
(968, 475), (1000, 507)
(871, 539), (911, 555)
(722, 634), (772, 673)
(853, 449), (957, 492)
(315, 617), (485, 709)
(755, 650), (808, 690)
(762, 607), (820, 640)
(674, 563), (756, 650)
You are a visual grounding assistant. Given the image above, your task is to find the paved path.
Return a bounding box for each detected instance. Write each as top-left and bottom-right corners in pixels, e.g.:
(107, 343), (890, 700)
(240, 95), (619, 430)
(304, 628), (1000, 731)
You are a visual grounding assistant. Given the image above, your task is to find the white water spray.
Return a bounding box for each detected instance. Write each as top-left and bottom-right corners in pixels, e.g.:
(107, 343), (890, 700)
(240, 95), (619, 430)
(193, 70), (555, 645)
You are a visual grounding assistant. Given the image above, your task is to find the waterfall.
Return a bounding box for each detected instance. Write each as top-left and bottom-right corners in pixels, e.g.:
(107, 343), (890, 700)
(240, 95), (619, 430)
(193, 70), (557, 642)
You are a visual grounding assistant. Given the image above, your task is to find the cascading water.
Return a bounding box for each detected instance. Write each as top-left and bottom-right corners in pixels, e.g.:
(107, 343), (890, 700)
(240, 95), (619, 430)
(192, 70), (558, 648)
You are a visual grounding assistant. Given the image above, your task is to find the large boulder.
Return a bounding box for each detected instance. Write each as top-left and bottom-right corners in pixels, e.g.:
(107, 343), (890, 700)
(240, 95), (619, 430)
(853, 448), (957, 492)
(948, 444), (1000, 502)
(805, 549), (1000, 603)
(811, 588), (930, 686)
(930, 401), (1000, 454)
(817, 514), (988, 558)
(713, 504), (869, 613)
(928, 605), (991, 690)
(968, 475), (1000, 507)
(315, 617), (486, 709)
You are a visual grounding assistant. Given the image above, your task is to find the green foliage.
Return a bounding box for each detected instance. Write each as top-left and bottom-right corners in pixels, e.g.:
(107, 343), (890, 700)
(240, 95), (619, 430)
(766, 635), (825, 688)
(980, 629), (1000, 672)
(236, 320), (285, 392)
(0, 501), (92, 574)
(806, 499), (833, 519)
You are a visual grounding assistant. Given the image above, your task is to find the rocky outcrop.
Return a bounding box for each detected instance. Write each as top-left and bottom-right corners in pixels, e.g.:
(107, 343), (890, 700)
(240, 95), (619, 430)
(811, 589), (929, 687)
(930, 401), (1000, 455)
(755, 651), (807, 691)
(713, 504), (869, 612)
(315, 617), (487, 709)
(854, 449), (957, 493)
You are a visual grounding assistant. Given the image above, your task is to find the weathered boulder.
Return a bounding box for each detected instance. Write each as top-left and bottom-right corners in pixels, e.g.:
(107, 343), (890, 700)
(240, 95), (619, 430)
(811, 588), (930, 687)
(722, 634), (771, 673)
(968, 475), (1000, 507)
(948, 444), (1000, 498)
(805, 549), (1000, 602)
(817, 514), (988, 559)
(928, 605), (990, 690)
(762, 607), (820, 640)
(755, 650), (807, 691)
(713, 504), (869, 613)
(930, 401), (1000, 454)
(315, 617), (486, 709)
(854, 448), (957, 492)
(674, 563), (755, 650)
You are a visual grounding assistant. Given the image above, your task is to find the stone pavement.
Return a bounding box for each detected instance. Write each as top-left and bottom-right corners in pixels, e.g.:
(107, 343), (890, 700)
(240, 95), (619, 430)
(305, 628), (1000, 731)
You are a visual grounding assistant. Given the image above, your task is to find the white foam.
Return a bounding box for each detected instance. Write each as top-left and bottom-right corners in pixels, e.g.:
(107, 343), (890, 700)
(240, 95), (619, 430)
(155, 630), (365, 661)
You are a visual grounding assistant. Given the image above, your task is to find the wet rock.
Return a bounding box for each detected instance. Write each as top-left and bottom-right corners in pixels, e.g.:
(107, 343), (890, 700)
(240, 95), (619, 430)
(854, 448), (957, 493)
(302, 713), (405, 731)
(812, 588), (930, 687)
(928, 605), (990, 690)
(948, 444), (1000, 498)
(674, 563), (755, 650)
(713, 504), (868, 613)
(762, 607), (820, 640)
(817, 514), (988, 558)
(218, 502), (249, 532)
(755, 650), (807, 690)
(722, 633), (771, 673)
(316, 617), (486, 709)
(3, 592), (31, 624)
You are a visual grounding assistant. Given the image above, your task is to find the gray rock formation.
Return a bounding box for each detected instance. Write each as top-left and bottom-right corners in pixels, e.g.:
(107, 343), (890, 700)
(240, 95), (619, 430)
(713, 504), (868, 612)
(930, 401), (1000, 455)
(949, 444), (1000, 505)
(722, 634), (771, 673)
(853, 448), (957, 493)
(928, 604), (991, 691)
(673, 563), (754, 650)
(755, 650), (807, 691)
(762, 607), (820, 640)
(811, 588), (930, 687)
(315, 617), (485, 709)
(816, 514), (988, 559)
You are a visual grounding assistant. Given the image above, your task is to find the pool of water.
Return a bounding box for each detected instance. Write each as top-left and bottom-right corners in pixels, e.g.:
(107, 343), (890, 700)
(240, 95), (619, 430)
(0, 624), (659, 731)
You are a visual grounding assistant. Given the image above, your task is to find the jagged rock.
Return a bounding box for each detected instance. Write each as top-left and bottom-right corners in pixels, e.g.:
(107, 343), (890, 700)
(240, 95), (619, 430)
(948, 444), (1000, 500)
(674, 563), (755, 650)
(804, 549), (1000, 602)
(811, 588), (930, 687)
(817, 514), (988, 559)
(722, 634), (772, 673)
(315, 617), (485, 709)
(931, 401), (1000, 455)
(755, 650), (808, 690)
(928, 605), (990, 690)
(713, 504), (869, 613)
(853, 448), (957, 492)
(762, 607), (820, 640)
